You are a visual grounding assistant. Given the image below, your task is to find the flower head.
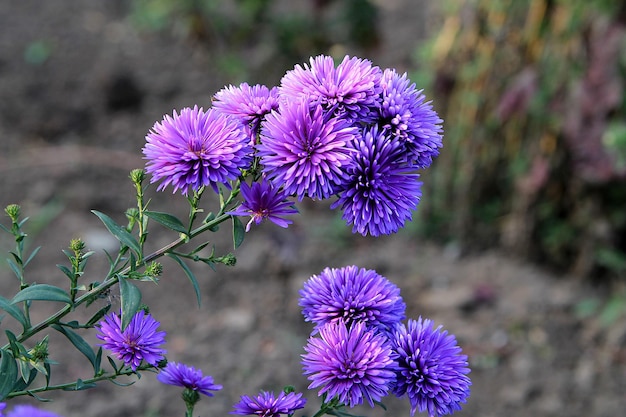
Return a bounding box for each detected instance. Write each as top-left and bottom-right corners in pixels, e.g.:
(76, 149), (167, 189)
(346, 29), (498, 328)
(96, 310), (166, 371)
(143, 106), (252, 195)
(377, 69), (443, 168)
(6, 405), (63, 417)
(0, 403), (6, 417)
(213, 83), (280, 140)
(227, 178), (298, 231)
(331, 126), (422, 236)
(157, 362), (222, 397)
(258, 100), (357, 200)
(299, 265), (405, 333)
(302, 321), (397, 408)
(279, 55), (382, 123)
(231, 391), (307, 417)
(391, 318), (471, 417)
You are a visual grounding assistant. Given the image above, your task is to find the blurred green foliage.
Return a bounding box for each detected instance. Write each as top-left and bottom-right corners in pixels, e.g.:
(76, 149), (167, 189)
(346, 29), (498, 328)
(414, 0), (626, 280)
(129, 0), (380, 83)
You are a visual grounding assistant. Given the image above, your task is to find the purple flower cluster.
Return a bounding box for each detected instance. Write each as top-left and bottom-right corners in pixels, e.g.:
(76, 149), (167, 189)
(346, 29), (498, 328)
(300, 265), (470, 416)
(0, 404), (63, 417)
(96, 310), (166, 371)
(143, 54), (443, 236)
(232, 391), (307, 417)
(157, 362), (222, 397)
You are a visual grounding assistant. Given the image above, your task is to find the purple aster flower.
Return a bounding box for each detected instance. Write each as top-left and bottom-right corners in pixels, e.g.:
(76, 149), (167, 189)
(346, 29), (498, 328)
(96, 310), (166, 371)
(279, 55), (382, 123)
(227, 178), (298, 231)
(391, 318), (471, 417)
(299, 265), (405, 333)
(143, 105), (252, 195)
(213, 83), (280, 141)
(232, 391), (307, 417)
(157, 362), (222, 397)
(302, 321), (397, 408)
(258, 100), (357, 200)
(0, 403), (6, 417)
(378, 69), (443, 168)
(331, 126), (422, 236)
(6, 405), (63, 417)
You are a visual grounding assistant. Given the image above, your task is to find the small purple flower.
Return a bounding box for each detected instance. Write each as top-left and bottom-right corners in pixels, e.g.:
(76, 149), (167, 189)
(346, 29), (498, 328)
(391, 318), (471, 417)
(232, 391), (307, 417)
(157, 362), (222, 397)
(258, 100), (357, 200)
(331, 126), (422, 236)
(213, 83), (280, 141)
(227, 178), (298, 231)
(6, 405), (63, 417)
(302, 321), (397, 408)
(143, 105), (252, 195)
(0, 403), (6, 417)
(279, 55), (382, 123)
(96, 310), (166, 371)
(299, 265), (405, 333)
(378, 69), (443, 168)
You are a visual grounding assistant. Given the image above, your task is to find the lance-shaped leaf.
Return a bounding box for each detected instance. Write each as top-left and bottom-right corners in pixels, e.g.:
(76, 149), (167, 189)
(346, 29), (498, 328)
(91, 210), (141, 256)
(118, 277), (142, 331)
(166, 253), (201, 307)
(0, 349), (18, 400)
(144, 211), (188, 235)
(0, 295), (28, 331)
(11, 284), (72, 305)
(232, 215), (245, 249)
(51, 324), (98, 374)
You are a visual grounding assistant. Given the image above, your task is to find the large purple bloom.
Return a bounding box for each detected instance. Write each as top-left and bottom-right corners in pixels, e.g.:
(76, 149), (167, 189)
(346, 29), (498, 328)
(279, 55), (382, 123)
(227, 178), (298, 231)
(299, 265), (405, 333)
(258, 100), (357, 200)
(157, 362), (222, 397)
(96, 310), (166, 371)
(391, 318), (471, 417)
(378, 69), (443, 168)
(213, 83), (280, 141)
(302, 321), (397, 408)
(6, 405), (63, 417)
(331, 126), (422, 236)
(231, 391), (307, 417)
(143, 106), (252, 195)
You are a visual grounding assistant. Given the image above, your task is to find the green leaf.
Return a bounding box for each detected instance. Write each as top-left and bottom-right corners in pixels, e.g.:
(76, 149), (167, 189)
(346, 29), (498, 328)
(0, 296), (28, 331)
(56, 264), (74, 280)
(23, 246), (41, 267)
(166, 254), (201, 307)
(232, 215), (245, 249)
(51, 324), (97, 373)
(0, 349), (18, 401)
(91, 210), (141, 256)
(118, 277), (142, 331)
(11, 284), (72, 305)
(62, 378), (97, 391)
(144, 211), (188, 234)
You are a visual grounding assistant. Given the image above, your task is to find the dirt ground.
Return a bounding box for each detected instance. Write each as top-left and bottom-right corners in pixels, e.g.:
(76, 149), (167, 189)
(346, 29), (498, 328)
(1, 1), (625, 417)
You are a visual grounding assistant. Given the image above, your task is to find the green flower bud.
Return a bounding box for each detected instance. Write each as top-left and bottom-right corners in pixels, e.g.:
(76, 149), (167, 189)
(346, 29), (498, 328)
(29, 336), (50, 362)
(129, 169), (146, 185)
(70, 238), (86, 254)
(146, 261), (163, 277)
(5, 204), (21, 221)
(216, 253), (237, 267)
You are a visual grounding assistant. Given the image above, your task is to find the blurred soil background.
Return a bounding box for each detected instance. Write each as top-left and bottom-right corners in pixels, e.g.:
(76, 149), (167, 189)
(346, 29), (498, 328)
(1, 1), (626, 416)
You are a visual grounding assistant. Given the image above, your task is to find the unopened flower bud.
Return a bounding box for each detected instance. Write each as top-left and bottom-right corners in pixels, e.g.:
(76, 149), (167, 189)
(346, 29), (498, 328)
(5, 204), (20, 221)
(216, 253), (237, 267)
(146, 261), (163, 277)
(70, 238), (86, 254)
(129, 169), (146, 186)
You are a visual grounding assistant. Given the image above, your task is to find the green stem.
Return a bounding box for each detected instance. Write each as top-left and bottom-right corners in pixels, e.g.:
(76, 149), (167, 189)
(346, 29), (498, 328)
(6, 364), (152, 398)
(6, 211), (233, 347)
